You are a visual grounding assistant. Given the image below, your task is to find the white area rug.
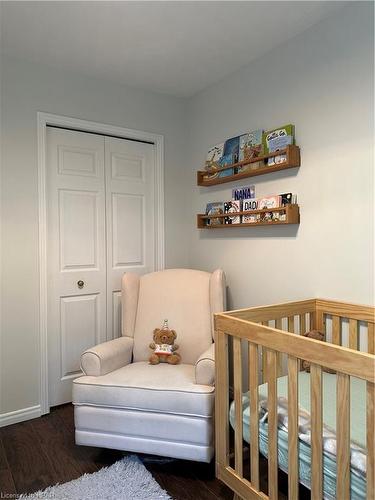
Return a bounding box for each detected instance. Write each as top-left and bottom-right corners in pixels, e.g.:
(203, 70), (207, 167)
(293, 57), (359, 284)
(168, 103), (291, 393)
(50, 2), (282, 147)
(22, 455), (171, 499)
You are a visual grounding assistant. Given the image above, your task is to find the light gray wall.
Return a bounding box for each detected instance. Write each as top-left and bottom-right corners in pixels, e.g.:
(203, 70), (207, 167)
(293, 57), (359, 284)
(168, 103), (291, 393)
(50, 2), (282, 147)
(187, 3), (374, 310)
(0, 56), (189, 414)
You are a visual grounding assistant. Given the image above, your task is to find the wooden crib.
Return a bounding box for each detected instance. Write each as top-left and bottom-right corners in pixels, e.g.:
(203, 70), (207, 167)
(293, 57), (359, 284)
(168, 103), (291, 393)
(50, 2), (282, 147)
(214, 298), (375, 500)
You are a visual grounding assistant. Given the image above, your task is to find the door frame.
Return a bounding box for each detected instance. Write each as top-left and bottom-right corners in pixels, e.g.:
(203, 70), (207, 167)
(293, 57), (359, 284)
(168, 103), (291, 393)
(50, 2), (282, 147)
(37, 112), (165, 414)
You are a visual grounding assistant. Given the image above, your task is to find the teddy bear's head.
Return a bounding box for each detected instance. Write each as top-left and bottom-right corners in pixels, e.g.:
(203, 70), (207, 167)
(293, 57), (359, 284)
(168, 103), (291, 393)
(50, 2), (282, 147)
(153, 328), (177, 345)
(301, 329), (335, 374)
(302, 329), (325, 341)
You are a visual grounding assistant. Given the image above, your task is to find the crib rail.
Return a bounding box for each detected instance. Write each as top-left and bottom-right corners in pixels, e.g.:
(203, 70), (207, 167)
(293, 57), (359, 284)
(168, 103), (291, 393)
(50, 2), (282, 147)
(214, 298), (375, 500)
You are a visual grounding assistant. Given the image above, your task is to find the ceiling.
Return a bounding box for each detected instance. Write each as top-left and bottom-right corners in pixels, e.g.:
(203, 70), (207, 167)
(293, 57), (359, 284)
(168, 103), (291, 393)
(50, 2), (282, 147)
(1, 1), (347, 98)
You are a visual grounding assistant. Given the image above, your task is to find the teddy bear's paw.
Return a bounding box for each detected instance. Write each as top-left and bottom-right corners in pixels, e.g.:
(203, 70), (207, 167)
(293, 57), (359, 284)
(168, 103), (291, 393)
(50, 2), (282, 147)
(167, 354), (181, 365)
(149, 354), (160, 365)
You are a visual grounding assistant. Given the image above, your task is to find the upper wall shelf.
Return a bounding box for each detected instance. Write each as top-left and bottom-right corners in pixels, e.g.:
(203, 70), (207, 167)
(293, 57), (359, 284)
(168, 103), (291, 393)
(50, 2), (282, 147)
(197, 144), (300, 186)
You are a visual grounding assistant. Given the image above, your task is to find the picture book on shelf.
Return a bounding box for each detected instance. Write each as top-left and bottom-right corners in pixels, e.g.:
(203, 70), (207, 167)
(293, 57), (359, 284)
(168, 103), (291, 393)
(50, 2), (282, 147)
(204, 142), (225, 180)
(223, 136), (240, 164)
(238, 129), (264, 172)
(232, 185), (255, 202)
(263, 124), (294, 152)
(263, 124), (295, 166)
(280, 192), (293, 205)
(224, 200), (241, 224)
(258, 195), (281, 210)
(217, 154), (234, 177)
(206, 142), (225, 165)
(242, 198), (259, 223)
(205, 202), (224, 226)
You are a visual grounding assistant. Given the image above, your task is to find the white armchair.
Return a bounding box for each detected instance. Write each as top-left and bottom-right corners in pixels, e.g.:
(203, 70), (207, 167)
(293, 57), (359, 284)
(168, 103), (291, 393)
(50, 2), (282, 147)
(73, 268), (225, 462)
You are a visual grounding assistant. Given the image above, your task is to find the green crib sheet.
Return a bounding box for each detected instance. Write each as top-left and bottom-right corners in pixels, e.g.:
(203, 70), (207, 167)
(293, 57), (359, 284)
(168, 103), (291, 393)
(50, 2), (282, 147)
(229, 372), (367, 499)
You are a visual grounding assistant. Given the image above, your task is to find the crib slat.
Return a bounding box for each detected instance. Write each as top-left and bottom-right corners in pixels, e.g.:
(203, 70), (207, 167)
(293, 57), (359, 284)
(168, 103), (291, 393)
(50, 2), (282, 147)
(233, 336), (243, 477)
(367, 381), (375, 500)
(310, 364), (323, 499)
(288, 316), (295, 333)
(262, 321), (268, 383)
(332, 315), (340, 345)
(267, 350), (278, 500)
(248, 342), (259, 489)
(297, 315), (305, 371)
(276, 318), (283, 376)
(262, 348), (268, 384)
(215, 330), (229, 468)
(288, 356), (299, 500)
(336, 372), (350, 499)
(349, 319), (358, 350)
(368, 322), (375, 354)
(299, 314), (306, 335)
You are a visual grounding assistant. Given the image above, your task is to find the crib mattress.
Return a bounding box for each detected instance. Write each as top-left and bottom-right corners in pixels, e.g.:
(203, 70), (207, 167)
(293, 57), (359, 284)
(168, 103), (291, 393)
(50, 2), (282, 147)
(229, 372), (367, 499)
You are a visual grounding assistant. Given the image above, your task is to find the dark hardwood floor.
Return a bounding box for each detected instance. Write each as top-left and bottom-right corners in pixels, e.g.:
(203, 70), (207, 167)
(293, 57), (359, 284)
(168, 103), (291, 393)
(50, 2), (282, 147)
(0, 404), (310, 499)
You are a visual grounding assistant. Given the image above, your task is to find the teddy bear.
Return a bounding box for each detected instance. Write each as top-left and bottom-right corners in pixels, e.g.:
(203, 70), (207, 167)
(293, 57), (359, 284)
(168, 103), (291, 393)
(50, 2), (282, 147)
(149, 327), (181, 365)
(301, 330), (335, 373)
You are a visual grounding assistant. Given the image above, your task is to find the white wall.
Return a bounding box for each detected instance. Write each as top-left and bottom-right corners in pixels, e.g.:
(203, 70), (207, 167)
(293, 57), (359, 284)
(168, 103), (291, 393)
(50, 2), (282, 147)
(187, 3), (374, 310)
(0, 56), (189, 415)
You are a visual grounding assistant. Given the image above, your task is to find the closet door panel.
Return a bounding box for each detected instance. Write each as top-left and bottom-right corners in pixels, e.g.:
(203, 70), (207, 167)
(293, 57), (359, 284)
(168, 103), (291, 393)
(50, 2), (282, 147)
(59, 189), (98, 270)
(105, 137), (155, 339)
(47, 128), (106, 406)
(111, 192), (144, 267)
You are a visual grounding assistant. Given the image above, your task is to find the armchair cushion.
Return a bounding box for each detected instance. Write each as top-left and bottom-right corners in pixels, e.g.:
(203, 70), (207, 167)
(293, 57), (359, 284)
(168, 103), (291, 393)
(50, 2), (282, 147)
(132, 269), (215, 365)
(195, 343), (215, 386)
(80, 337), (133, 377)
(73, 362), (214, 417)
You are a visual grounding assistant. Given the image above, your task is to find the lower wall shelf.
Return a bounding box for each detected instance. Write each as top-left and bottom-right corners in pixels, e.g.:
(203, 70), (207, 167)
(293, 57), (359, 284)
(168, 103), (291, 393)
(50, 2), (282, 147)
(197, 204), (300, 229)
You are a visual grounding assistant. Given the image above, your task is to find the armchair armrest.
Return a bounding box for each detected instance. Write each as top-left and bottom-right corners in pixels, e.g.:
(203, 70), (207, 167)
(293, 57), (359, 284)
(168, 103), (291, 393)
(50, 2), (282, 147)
(195, 343), (215, 386)
(80, 336), (134, 376)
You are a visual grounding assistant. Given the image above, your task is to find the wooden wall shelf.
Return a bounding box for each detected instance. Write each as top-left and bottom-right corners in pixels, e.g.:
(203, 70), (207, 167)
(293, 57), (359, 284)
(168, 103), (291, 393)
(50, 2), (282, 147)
(197, 204), (300, 229)
(197, 145), (300, 186)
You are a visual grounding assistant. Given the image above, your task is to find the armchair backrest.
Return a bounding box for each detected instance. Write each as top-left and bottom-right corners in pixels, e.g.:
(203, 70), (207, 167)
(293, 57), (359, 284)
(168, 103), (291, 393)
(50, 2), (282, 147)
(121, 268), (226, 364)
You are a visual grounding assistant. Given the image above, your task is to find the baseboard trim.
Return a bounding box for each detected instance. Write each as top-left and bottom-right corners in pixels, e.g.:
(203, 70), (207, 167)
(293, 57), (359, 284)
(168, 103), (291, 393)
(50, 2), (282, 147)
(0, 405), (41, 427)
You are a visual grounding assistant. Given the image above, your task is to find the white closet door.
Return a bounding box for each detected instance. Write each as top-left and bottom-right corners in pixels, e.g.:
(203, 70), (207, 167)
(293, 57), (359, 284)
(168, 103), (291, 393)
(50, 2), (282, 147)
(47, 128), (107, 406)
(105, 137), (155, 340)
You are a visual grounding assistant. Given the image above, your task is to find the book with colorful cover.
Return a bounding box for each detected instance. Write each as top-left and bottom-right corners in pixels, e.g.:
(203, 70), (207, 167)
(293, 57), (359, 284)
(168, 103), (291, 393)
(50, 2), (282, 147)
(242, 198), (259, 223)
(263, 124), (295, 166)
(268, 134), (293, 153)
(206, 142), (225, 164)
(214, 136), (240, 177)
(280, 192), (293, 206)
(217, 153), (234, 177)
(232, 185), (255, 203)
(224, 200), (241, 224)
(238, 129), (264, 172)
(263, 124), (294, 153)
(258, 195), (281, 210)
(205, 202), (224, 226)
(223, 136), (240, 163)
(204, 142), (225, 180)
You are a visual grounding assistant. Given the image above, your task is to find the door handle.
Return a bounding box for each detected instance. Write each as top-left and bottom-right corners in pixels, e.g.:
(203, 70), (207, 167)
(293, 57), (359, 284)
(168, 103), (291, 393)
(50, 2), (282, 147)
(77, 280), (84, 289)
